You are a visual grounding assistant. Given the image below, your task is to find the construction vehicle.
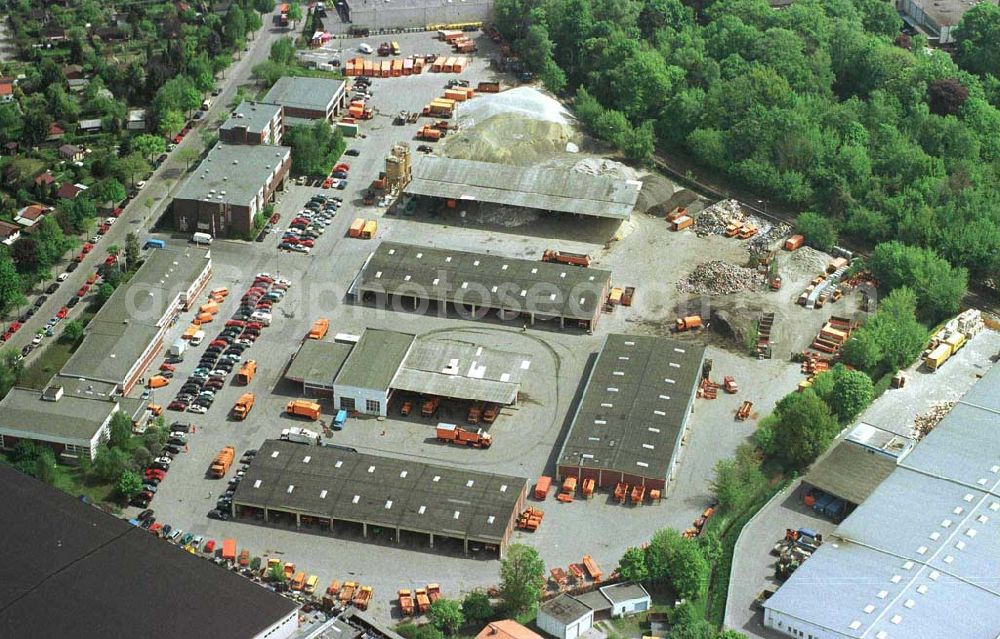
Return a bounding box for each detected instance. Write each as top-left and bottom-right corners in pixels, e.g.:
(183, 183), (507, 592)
(236, 360), (256, 385)
(723, 376), (738, 394)
(415, 588), (431, 613)
(398, 589), (415, 615)
(541, 249), (590, 267)
(232, 393), (255, 420)
(674, 315), (703, 332)
(630, 484), (645, 505)
(738, 224), (758, 240)
(400, 401), (413, 416)
(339, 581), (357, 603)
(583, 555), (602, 581)
(436, 423), (492, 448)
(517, 507), (544, 531)
(534, 476), (551, 500)
(285, 400), (321, 421)
(467, 404), (482, 424)
(209, 447), (235, 478)
(266, 558), (281, 579)
(352, 585), (373, 610)
(348, 218), (365, 238)
(736, 400), (753, 421)
(305, 575), (319, 595)
(291, 572), (306, 591)
(323, 581), (341, 607)
(557, 476), (577, 502)
(614, 482), (628, 503)
(417, 125), (443, 141)
(280, 426), (322, 445)
(308, 318), (330, 340)
(283, 562), (295, 580)
(238, 549), (250, 567)
(421, 396), (440, 418)
(427, 584), (441, 603)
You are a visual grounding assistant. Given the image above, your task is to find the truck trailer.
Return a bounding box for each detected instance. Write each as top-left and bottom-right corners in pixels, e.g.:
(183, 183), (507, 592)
(436, 423), (492, 448)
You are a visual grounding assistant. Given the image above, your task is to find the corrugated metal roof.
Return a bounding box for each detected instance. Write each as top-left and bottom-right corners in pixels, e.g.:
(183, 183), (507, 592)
(405, 156), (639, 219)
(557, 334), (705, 481)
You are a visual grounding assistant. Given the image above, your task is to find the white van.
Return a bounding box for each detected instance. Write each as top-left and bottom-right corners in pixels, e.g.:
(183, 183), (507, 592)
(189, 330), (206, 346)
(250, 311), (272, 326)
(192, 232), (213, 245)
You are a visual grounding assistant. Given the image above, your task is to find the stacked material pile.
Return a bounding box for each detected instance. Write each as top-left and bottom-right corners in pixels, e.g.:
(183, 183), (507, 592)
(748, 220), (792, 253)
(694, 199), (745, 235)
(676, 260), (764, 295)
(912, 401), (956, 439)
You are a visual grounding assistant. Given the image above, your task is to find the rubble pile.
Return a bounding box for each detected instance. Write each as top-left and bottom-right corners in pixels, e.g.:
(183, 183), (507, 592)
(677, 260), (765, 295)
(693, 199), (745, 235)
(912, 401), (956, 439)
(748, 220), (792, 253)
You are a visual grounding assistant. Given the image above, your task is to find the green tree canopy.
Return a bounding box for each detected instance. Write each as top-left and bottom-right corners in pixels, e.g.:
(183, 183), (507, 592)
(116, 470), (143, 500)
(768, 390), (840, 470)
(617, 546), (650, 582)
(499, 544), (545, 614)
(646, 528), (709, 600)
(429, 599), (464, 636)
(460, 591), (493, 626)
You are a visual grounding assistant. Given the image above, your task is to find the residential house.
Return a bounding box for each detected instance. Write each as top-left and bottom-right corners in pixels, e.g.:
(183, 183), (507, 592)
(127, 109), (147, 131)
(596, 583), (651, 618)
(33, 171), (55, 188)
(0, 77), (14, 103)
(47, 123), (65, 141)
(95, 25), (127, 42)
(41, 25), (67, 42)
(476, 621), (544, 639)
(0, 221), (22, 245)
(77, 118), (103, 133)
(55, 183), (85, 200)
(63, 65), (84, 81)
(59, 144), (84, 162)
(14, 204), (49, 227)
(896, 0), (986, 44)
(536, 595), (594, 639)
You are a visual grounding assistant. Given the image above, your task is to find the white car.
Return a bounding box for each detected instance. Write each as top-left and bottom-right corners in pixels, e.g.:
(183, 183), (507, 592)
(153, 456), (172, 466)
(135, 181), (146, 189)
(274, 277), (292, 287)
(104, 217), (116, 226)
(255, 272), (273, 280)
(57, 273), (69, 282)
(291, 244), (311, 254)
(358, 43), (373, 54)
(90, 235), (101, 244)
(187, 405), (207, 415)
(31, 334), (43, 345)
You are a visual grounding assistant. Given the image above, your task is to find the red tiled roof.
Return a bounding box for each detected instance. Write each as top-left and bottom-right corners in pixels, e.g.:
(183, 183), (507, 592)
(475, 621), (544, 639)
(55, 183), (82, 199)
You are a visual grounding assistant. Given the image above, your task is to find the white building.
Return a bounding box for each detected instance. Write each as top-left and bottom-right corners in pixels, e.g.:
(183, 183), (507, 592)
(537, 594), (594, 639)
(333, 329), (415, 417)
(598, 583), (651, 618)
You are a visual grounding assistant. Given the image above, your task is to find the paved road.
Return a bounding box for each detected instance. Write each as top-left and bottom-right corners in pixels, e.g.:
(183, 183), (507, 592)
(2, 11), (290, 361)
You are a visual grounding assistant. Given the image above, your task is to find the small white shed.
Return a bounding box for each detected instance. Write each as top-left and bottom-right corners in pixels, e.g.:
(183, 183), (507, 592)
(537, 594), (594, 639)
(598, 582), (652, 618)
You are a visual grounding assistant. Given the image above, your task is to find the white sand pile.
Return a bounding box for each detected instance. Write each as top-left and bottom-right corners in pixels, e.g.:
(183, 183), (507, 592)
(572, 157), (642, 181)
(443, 87), (579, 165)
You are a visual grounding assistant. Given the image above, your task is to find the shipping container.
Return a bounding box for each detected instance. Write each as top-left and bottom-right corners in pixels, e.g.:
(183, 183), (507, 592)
(432, 56), (446, 72)
(925, 343), (953, 370)
(444, 89), (468, 102)
(453, 57), (467, 73)
(784, 234), (804, 251)
(670, 215), (693, 231)
(336, 122), (358, 137)
(403, 58), (414, 75)
(222, 539), (236, 561)
(443, 57), (457, 72)
(380, 60), (391, 78)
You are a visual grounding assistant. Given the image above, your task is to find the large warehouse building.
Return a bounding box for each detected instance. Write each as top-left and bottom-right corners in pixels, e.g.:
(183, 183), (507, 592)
(231, 440), (528, 558)
(262, 76), (347, 125)
(0, 465), (299, 639)
(404, 156), (640, 221)
(556, 334), (705, 493)
(352, 242), (613, 331)
(173, 142), (291, 238)
(764, 364), (1000, 639)
(335, 0), (493, 31)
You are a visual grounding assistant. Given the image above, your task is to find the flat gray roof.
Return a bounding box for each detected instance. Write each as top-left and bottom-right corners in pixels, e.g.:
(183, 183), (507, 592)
(335, 329), (415, 391)
(766, 364), (1000, 639)
(906, 0), (975, 28)
(62, 247), (210, 384)
(285, 340), (353, 386)
(357, 242), (611, 322)
(0, 388), (116, 442)
(263, 77), (345, 114)
(599, 582), (650, 605)
(558, 334), (705, 481)
(804, 441), (897, 505)
(174, 142), (290, 207)
(392, 339), (528, 405)
(232, 440), (526, 545)
(539, 594), (592, 625)
(405, 156), (639, 219)
(220, 101), (281, 136)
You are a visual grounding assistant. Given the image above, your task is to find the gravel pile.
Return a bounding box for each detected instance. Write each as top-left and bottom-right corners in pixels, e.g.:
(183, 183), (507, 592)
(676, 260), (765, 295)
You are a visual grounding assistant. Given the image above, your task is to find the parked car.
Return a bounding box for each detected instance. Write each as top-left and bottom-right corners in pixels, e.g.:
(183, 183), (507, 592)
(208, 509), (230, 521)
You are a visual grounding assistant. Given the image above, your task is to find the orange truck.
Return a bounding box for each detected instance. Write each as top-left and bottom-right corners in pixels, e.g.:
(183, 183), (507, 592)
(674, 315), (703, 332)
(210, 447), (235, 478)
(417, 125), (442, 141)
(415, 588), (431, 613)
(232, 393), (255, 420)
(398, 589), (414, 615)
(285, 400), (321, 420)
(436, 423), (492, 448)
(352, 585), (373, 610)
(222, 538), (236, 562)
(427, 584), (441, 602)
(236, 360), (256, 385)
(308, 318), (329, 340)
(542, 249), (590, 267)
(534, 476), (552, 500)
(339, 582), (357, 603)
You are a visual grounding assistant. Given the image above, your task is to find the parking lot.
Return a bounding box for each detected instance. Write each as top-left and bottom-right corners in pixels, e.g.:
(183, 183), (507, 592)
(128, 29), (811, 621)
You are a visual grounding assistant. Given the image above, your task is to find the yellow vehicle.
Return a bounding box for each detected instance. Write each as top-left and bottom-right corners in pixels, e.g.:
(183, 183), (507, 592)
(291, 571), (306, 591)
(390, 41), (400, 55)
(305, 575), (320, 594)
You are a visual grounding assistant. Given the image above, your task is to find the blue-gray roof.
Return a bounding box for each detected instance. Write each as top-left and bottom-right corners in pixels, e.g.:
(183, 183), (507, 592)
(220, 101), (281, 136)
(262, 77), (345, 114)
(175, 142), (291, 207)
(765, 363), (1000, 639)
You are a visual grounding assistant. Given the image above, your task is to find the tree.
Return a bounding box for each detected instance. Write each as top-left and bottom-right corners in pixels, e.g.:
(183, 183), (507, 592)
(927, 78), (969, 116)
(618, 546), (650, 582)
(429, 599), (464, 636)
(268, 563), (286, 582)
(62, 320), (84, 343)
(158, 110), (185, 138)
(811, 364), (875, 423)
(224, 4), (247, 46)
(768, 391), (840, 470)
(254, 0), (276, 12)
(97, 282), (115, 304)
(176, 146), (201, 170)
(21, 102), (52, 148)
(646, 529), (709, 600)
(286, 2), (303, 27)
(116, 470), (143, 499)
(868, 242), (967, 324)
(795, 211), (837, 252)
(710, 444), (767, 515)
(91, 447), (130, 483)
(252, 60), (286, 86)
(955, 3), (1000, 77)
(143, 427), (167, 458)
(90, 178), (126, 205)
(133, 134), (167, 162)
(245, 9), (263, 35)
(270, 37), (296, 65)
(461, 591), (494, 627)
(0, 258), (25, 315)
(843, 287), (928, 377)
(125, 232), (140, 269)
(31, 216), (73, 268)
(0, 349), (25, 398)
(499, 544), (545, 614)
(118, 153), (151, 187)
(10, 238), (38, 275)
(0, 103), (23, 144)
(131, 445), (152, 471)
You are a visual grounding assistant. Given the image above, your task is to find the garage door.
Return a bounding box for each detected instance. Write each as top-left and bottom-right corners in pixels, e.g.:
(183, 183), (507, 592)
(566, 622), (580, 639)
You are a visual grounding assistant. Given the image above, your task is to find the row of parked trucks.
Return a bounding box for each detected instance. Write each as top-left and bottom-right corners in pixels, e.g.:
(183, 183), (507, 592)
(397, 584), (441, 615)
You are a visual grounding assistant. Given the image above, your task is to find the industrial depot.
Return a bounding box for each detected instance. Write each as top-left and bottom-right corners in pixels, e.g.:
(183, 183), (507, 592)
(2, 1), (1000, 639)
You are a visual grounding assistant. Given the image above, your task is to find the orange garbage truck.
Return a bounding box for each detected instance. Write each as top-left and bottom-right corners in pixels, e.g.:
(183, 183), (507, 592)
(210, 447), (235, 478)
(308, 318), (329, 340)
(436, 423), (492, 448)
(285, 400), (321, 420)
(236, 360), (256, 385)
(232, 393), (255, 420)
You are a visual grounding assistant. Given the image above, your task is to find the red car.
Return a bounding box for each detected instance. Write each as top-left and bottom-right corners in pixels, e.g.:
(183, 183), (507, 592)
(76, 285), (89, 297)
(104, 255), (116, 266)
(74, 252), (85, 263)
(9, 322), (21, 333)
(98, 223), (110, 235)
(145, 469), (166, 480)
(225, 320), (246, 328)
(333, 162), (350, 172)
(86, 273), (99, 285)
(298, 239), (315, 248)
(112, 207), (123, 218)
(82, 242), (94, 254)
(159, 363), (176, 372)
(269, 213), (280, 224)
(56, 307), (69, 319)
(1, 332), (11, 342)
(322, 178), (333, 189)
